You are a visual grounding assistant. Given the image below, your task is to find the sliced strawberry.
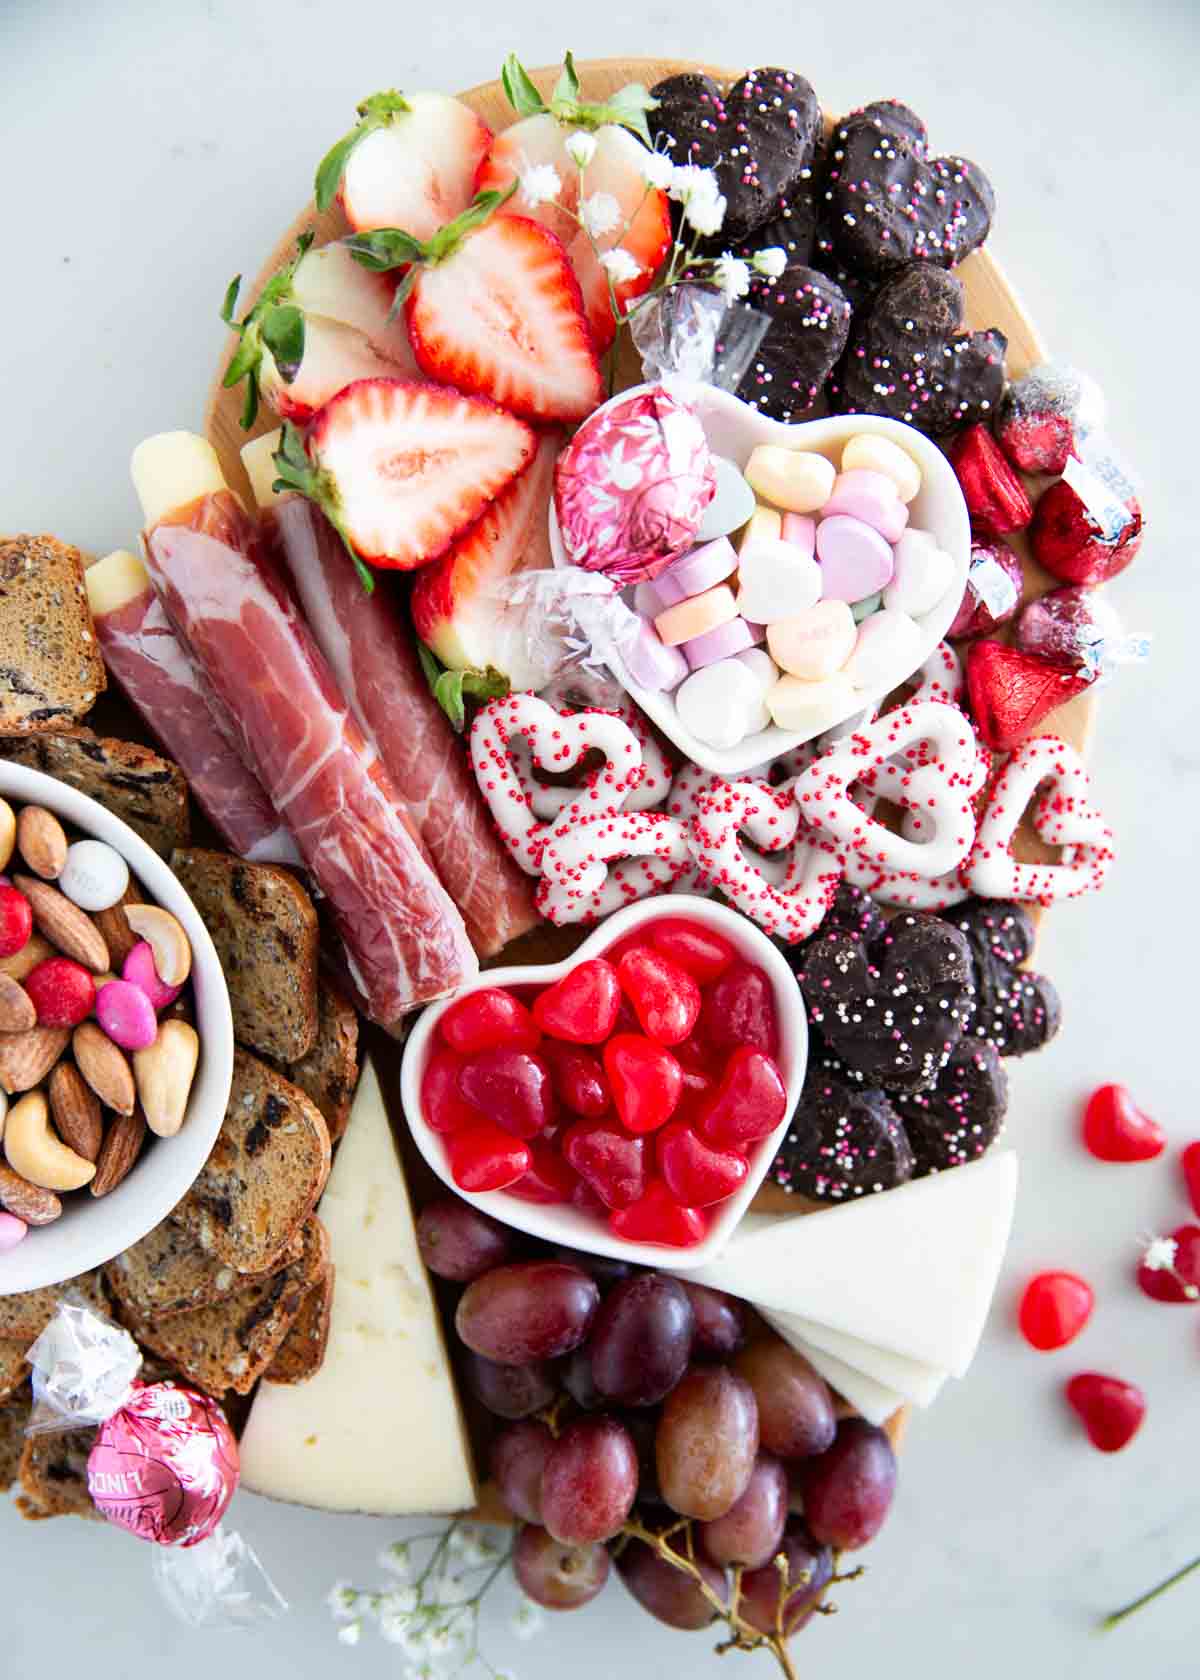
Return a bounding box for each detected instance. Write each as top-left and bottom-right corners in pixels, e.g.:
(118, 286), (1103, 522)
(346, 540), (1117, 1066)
(316, 90), (491, 241)
(406, 216), (604, 423)
(290, 242), (421, 377)
(411, 430), (560, 686)
(257, 315), (405, 423)
(280, 379), (535, 570)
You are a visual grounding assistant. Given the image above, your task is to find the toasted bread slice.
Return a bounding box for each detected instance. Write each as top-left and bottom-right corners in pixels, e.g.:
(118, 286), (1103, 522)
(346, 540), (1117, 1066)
(0, 1344), (29, 1403)
(0, 535), (106, 731)
(0, 732), (188, 856)
(171, 848), (319, 1062)
(0, 1399), (27, 1491)
(172, 1049), (331, 1272)
(106, 1217), (304, 1321)
(264, 1264), (335, 1384)
(16, 1427), (101, 1521)
(273, 982), (359, 1143)
(0, 1269), (107, 1343)
(131, 1217), (329, 1396)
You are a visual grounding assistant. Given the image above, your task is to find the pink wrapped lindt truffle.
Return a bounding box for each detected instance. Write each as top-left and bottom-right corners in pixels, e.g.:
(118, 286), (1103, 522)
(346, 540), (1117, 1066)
(88, 1379), (239, 1547)
(553, 385), (716, 585)
(948, 537), (1025, 640)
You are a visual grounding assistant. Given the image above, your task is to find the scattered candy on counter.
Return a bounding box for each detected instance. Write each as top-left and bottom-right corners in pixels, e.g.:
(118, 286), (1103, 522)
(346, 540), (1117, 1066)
(1065, 1373), (1146, 1453)
(1018, 1272), (1094, 1351)
(1082, 1083), (1166, 1163)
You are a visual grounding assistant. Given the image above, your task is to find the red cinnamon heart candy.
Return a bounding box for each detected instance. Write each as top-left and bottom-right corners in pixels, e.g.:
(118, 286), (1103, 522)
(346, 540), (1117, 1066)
(448, 1121), (532, 1192)
(1018, 1271), (1094, 1350)
(508, 1143), (578, 1206)
(945, 423), (1033, 535)
(1064, 1372), (1145, 1453)
(658, 1119), (749, 1207)
(440, 986), (540, 1054)
(458, 1049), (554, 1139)
(616, 945), (701, 1045)
(966, 640), (1095, 754)
(1181, 1142), (1200, 1218)
(699, 1047), (789, 1148)
(1030, 479), (1143, 587)
(647, 917), (736, 983)
(700, 962), (779, 1055)
(603, 1034), (684, 1135)
(1082, 1083), (1166, 1163)
(608, 1179), (707, 1248)
(541, 1041), (611, 1119)
(562, 1115), (649, 1209)
(533, 959), (621, 1044)
(421, 1048), (483, 1135)
(1135, 1226), (1200, 1304)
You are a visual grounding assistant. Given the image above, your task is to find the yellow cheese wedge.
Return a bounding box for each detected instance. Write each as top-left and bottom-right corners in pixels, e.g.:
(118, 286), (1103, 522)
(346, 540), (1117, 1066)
(131, 432), (229, 529)
(241, 429), (284, 511)
(84, 549), (150, 617)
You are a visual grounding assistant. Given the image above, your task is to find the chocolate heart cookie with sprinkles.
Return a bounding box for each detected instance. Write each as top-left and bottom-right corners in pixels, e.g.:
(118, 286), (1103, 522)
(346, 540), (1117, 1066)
(797, 910), (975, 1093)
(942, 899), (1063, 1056)
(648, 67), (823, 242)
(824, 102), (995, 277)
(893, 1037), (1008, 1175)
(834, 264), (1007, 435)
(736, 262), (852, 421)
(769, 1062), (914, 1202)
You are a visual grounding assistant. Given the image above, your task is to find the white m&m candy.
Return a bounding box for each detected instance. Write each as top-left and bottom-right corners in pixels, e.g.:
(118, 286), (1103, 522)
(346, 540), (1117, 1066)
(58, 840), (130, 912)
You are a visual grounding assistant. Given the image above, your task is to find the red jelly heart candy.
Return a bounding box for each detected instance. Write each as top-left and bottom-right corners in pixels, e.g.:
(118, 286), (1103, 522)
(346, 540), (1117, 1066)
(1182, 1142), (1200, 1218)
(439, 987), (540, 1054)
(421, 1048), (483, 1135)
(608, 1179), (707, 1248)
(699, 1048), (788, 1149)
(1030, 479), (1144, 588)
(1135, 1226), (1200, 1304)
(616, 946), (701, 1045)
(542, 1041), (611, 1119)
(603, 1034), (683, 1135)
(658, 1120), (749, 1208)
(1064, 1372), (1146, 1453)
(532, 959), (621, 1044)
(966, 640), (1095, 754)
(647, 918), (736, 984)
(1018, 1271), (1094, 1350)
(458, 1049), (554, 1139)
(0, 885), (32, 960)
(1082, 1083), (1166, 1163)
(447, 1121), (532, 1192)
(508, 1144), (578, 1205)
(945, 423), (1034, 535)
(562, 1116), (649, 1209)
(700, 962), (779, 1054)
(24, 957), (95, 1029)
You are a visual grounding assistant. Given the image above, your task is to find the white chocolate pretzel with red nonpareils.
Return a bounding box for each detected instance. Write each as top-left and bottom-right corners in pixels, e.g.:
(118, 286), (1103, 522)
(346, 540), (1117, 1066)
(507, 700), (674, 822)
(962, 734), (1114, 905)
(536, 808), (693, 925)
(688, 778), (843, 943)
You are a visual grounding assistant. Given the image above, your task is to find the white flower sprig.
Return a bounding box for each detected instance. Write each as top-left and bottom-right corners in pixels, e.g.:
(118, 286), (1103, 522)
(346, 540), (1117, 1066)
(1140, 1233), (1200, 1299)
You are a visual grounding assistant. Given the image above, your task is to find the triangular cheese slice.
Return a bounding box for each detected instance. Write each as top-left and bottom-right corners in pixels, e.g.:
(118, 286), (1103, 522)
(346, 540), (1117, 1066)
(683, 1151), (1018, 1374)
(777, 1313), (948, 1406)
(761, 1314), (907, 1427)
(238, 1059), (476, 1515)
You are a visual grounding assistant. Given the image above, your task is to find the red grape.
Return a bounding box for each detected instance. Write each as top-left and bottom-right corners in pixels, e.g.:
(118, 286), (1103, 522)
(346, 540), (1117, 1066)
(549, 1247), (634, 1288)
(561, 1345), (602, 1410)
(616, 1537), (726, 1629)
(455, 1262), (600, 1364)
(738, 1519), (832, 1636)
(491, 1420), (554, 1524)
(540, 1416), (639, 1544)
(416, 1197), (513, 1281)
(513, 1524), (610, 1610)
(463, 1351), (556, 1419)
(698, 1452), (788, 1569)
(679, 1282), (747, 1360)
(735, 1339), (836, 1460)
(589, 1274), (695, 1407)
(799, 1418), (897, 1550)
(656, 1366), (758, 1520)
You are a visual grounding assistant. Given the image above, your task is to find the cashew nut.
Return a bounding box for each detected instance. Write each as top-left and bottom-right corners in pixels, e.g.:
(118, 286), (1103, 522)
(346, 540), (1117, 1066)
(133, 1019), (200, 1138)
(3, 1090), (96, 1191)
(0, 798), (14, 872)
(0, 1090), (8, 1142)
(124, 905), (192, 987)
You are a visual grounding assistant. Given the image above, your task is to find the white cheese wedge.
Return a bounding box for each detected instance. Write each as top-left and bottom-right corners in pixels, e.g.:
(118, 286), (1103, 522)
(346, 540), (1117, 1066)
(683, 1151), (1018, 1375)
(238, 1058), (477, 1515)
(241, 429), (283, 510)
(132, 432), (231, 529)
(760, 1314), (908, 1427)
(775, 1313), (949, 1407)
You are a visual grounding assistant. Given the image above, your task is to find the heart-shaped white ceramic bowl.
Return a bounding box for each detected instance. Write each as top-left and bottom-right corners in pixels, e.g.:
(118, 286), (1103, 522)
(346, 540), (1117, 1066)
(400, 895), (807, 1269)
(0, 763), (234, 1294)
(548, 383), (971, 776)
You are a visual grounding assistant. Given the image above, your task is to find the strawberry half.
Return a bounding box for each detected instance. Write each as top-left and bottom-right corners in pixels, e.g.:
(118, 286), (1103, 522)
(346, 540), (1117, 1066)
(966, 640), (1094, 754)
(315, 90), (492, 241)
(274, 379), (535, 573)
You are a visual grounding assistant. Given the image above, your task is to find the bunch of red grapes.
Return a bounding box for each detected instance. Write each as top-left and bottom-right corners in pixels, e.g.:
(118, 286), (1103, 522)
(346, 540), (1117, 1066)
(417, 1195), (898, 1640)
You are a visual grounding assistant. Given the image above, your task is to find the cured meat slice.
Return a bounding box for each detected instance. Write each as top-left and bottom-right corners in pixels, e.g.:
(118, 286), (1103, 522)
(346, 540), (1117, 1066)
(85, 549), (300, 865)
(132, 433), (477, 1022)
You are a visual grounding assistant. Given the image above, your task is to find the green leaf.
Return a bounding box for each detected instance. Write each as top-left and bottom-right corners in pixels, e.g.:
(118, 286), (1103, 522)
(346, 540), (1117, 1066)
(501, 53), (547, 118)
(551, 51), (580, 108)
(585, 82), (659, 145)
(343, 228), (427, 272)
(416, 640), (442, 695)
(261, 305), (306, 383)
(239, 371), (260, 431)
(219, 274), (242, 325)
(314, 90), (410, 212)
(423, 182), (519, 264)
(385, 265), (420, 323)
(272, 424), (371, 587)
(417, 648), (509, 732)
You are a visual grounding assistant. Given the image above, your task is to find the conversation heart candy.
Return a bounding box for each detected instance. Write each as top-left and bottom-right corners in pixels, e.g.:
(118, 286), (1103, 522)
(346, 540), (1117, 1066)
(744, 446), (836, 513)
(696, 455), (757, 541)
(883, 530), (955, 615)
(683, 616), (762, 671)
(767, 600), (858, 679)
(653, 537), (739, 606)
(734, 649), (777, 733)
(816, 515), (895, 602)
(841, 432), (922, 502)
(781, 512), (817, 554)
(735, 537), (822, 623)
(618, 618), (689, 691)
(844, 608), (922, 690)
(676, 659), (767, 749)
(822, 470), (910, 542)
(655, 584), (738, 647)
(738, 505), (783, 551)
(767, 671), (859, 731)
(852, 592), (882, 623)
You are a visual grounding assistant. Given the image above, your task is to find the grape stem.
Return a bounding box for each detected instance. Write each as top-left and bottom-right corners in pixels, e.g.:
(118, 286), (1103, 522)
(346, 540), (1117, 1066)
(1102, 1553), (1200, 1631)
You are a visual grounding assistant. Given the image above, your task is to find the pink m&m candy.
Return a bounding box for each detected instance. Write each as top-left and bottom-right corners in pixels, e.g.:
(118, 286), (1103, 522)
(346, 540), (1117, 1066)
(816, 515), (895, 603)
(822, 470), (909, 542)
(0, 1212), (28, 1251)
(123, 940), (184, 1010)
(96, 978), (158, 1052)
(767, 600), (857, 679)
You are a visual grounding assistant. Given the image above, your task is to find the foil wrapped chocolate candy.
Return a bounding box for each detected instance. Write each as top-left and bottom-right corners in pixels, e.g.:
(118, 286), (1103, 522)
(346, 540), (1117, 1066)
(554, 385), (716, 585)
(1015, 584), (1150, 682)
(88, 1379), (239, 1547)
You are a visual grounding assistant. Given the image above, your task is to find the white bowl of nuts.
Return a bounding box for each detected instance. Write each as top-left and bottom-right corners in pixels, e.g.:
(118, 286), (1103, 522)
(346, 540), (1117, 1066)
(0, 762), (234, 1293)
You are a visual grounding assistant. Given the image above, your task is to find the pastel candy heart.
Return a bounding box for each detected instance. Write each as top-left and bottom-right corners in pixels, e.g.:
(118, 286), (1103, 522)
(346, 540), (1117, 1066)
(734, 648), (778, 734)
(883, 530), (955, 616)
(676, 658), (767, 749)
(634, 580), (664, 616)
(683, 616), (763, 671)
(767, 599), (857, 679)
(822, 470), (910, 542)
(767, 671), (859, 730)
(619, 618), (689, 691)
(0, 1212), (28, 1251)
(696, 455), (757, 541)
(844, 608), (922, 690)
(744, 446), (836, 513)
(655, 584), (738, 647)
(781, 513), (816, 554)
(738, 505), (782, 551)
(735, 537), (822, 623)
(816, 514), (896, 602)
(841, 433), (922, 502)
(852, 591), (882, 623)
(654, 537), (738, 606)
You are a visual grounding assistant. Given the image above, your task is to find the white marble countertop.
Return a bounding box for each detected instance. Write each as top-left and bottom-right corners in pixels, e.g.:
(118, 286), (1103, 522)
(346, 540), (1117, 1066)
(1, 1), (1196, 1674)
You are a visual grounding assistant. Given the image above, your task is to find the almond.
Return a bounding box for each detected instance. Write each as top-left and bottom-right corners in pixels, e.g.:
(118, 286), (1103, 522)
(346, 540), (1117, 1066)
(0, 798), (14, 873)
(134, 1019), (200, 1137)
(72, 1022), (135, 1115)
(16, 806), (68, 880)
(90, 1106), (146, 1197)
(92, 882), (142, 969)
(13, 875), (109, 972)
(0, 1162), (61, 1225)
(48, 1061), (102, 1162)
(0, 933), (54, 984)
(0, 1024), (70, 1094)
(0, 974), (36, 1034)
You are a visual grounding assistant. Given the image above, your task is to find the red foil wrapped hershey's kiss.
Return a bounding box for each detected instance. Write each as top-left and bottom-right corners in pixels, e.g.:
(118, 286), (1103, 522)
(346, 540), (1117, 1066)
(554, 385), (716, 585)
(87, 1379), (239, 1547)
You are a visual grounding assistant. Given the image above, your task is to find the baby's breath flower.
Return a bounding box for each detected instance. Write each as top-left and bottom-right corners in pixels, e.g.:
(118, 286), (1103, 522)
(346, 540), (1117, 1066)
(447, 1524), (477, 1557)
(565, 131), (597, 169)
(1142, 1235), (1178, 1271)
(425, 1626), (456, 1658)
(511, 1601), (546, 1641)
(380, 1586), (419, 1618)
(668, 164), (727, 234)
(579, 192), (622, 239)
(379, 1540), (411, 1578)
(327, 1582), (358, 1622)
(752, 246), (788, 279)
(600, 247), (642, 285)
(684, 189), (727, 237)
(518, 162), (562, 210)
(337, 1620), (363, 1647)
(713, 254), (751, 303)
(641, 149), (676, 191)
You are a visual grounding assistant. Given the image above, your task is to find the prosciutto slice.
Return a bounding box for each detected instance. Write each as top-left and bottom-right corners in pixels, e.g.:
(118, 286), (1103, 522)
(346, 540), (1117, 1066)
(142, 492), (476, 1021)
(87, 550), (299, 864)
(266, 495), (537, 956)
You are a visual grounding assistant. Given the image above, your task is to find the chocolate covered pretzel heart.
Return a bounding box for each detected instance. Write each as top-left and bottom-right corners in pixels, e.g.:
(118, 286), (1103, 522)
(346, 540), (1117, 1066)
(963, 735), (1114, 905)
(689, 778), (843, 944)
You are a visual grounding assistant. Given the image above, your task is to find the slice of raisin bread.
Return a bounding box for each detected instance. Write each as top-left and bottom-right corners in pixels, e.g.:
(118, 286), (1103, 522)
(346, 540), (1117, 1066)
(172, 1049), (331, 1272)
(0, 1344), (28, 1403)
(171, 849), (319, 1061)
(0, 1269), (107, 1343)
(16, 1427), (101, 1521)
(273, 982), (359, 1143)
(0, 535), (106, 731)
(264, 1264), (335, 1384)
(0, 1400), (27, 1491)
(105, 1217), (304, 1321)
(0, 732), (188, 855)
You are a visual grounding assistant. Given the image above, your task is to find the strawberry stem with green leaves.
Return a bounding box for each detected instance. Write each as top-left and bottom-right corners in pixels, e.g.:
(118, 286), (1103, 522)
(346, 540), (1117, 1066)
(501, 51), (659, 145)
(220, 232), (314, 429)
(314, 90), (412, 214)
(416, 643), (509, 732)
(270, 421), (375, 594)
(343, 181), (519, 320)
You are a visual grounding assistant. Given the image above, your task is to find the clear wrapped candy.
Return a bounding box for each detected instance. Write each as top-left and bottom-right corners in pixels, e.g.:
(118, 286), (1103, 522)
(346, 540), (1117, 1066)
(627, 283), (771, 393)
